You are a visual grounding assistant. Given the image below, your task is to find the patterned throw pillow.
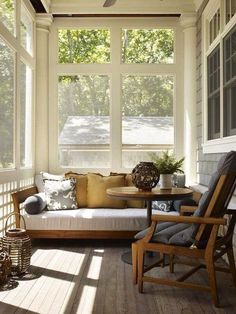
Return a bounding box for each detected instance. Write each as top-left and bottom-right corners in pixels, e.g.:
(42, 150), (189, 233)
(44, 178), (78, 210)
(152, 200), (174, 212)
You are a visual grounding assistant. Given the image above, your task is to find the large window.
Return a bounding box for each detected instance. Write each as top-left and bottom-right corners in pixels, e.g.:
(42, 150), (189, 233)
(52, 19), (181, 171)
(0, 1), (34, 170)
(203, 0), (236, 152)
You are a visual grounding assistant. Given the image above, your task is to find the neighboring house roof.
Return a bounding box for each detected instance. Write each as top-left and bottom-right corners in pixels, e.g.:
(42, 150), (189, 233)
(59, 116), (174, 145)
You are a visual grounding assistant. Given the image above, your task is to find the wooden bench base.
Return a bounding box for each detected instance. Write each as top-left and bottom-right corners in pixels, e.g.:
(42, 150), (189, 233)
(26, 229), (137, 239)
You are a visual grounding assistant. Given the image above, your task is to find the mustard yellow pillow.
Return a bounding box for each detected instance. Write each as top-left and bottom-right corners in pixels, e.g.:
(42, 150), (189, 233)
(125, 174), (145, 208)
(87, 174), (126, 208)
(65, 172), (88, 207)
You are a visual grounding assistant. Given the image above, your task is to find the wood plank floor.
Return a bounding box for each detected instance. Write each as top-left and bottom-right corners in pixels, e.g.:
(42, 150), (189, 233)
(0, 239), (235, 314)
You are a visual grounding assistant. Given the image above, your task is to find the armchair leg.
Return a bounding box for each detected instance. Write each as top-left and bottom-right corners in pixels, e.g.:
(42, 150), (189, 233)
(169, 254), (174, 273)
(132, 242), (138, 285)
(206, 257), (219, 307)
(138, 247), (145, 293)
(227, 247), (236, 286)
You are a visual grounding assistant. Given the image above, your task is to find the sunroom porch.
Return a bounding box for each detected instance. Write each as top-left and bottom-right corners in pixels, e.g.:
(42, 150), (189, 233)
(0, 0), (236, 312)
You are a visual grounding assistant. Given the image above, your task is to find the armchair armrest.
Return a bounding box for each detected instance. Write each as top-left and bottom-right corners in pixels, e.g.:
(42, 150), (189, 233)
(151, 214), (226, 225)
(11, 186), (38, 227)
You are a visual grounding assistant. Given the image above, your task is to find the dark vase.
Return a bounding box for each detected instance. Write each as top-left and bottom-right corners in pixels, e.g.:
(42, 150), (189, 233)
(131, 162), (159, 191)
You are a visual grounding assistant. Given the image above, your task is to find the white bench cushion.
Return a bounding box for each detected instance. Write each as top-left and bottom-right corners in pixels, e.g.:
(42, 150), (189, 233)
(22, 208), (179, 231)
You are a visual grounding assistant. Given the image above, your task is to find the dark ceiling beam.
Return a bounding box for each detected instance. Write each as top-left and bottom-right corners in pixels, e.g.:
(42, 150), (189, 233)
(30, 0), (47, 13)
(53, 13), (181, 18)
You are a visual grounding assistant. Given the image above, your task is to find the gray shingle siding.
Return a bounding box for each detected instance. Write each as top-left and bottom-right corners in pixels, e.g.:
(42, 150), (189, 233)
(196, 0), (235, 261)
(196, 0), (224, 187)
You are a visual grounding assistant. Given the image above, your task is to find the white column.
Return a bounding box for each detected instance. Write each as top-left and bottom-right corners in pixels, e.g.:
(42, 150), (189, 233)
(180, 14), (197, 186)
(35, 14), (53, 173)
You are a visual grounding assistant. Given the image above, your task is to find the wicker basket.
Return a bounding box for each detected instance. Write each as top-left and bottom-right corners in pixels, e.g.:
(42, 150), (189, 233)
(0, 248), (11, 285)
(2, 213), (31, 275)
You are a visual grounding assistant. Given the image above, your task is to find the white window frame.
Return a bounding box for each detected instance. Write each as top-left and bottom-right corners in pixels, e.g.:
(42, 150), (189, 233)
(202, 0), (236, 153)
(49, 18), (184, 173)
(0, 0), (35, 174)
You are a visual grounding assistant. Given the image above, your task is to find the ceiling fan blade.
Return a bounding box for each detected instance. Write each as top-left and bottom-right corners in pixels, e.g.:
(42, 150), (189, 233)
(103, 0), (117, 7)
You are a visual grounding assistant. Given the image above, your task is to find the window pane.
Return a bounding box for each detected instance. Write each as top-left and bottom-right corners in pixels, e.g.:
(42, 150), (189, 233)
(231, 86), (236, 129)
(232, 0), (236, 18)
(121, 75), (174, 167)
(122, 29), (174, 64)
(226, 0), (236, 23)
(226, 0), (230, 23)
(223, 25), (236, 137)
(58, 75), (110, 167)
(0, 39), (14, 169)
(209, 9), (220, 45)
(21, 4), (33, 55)
(207, 45), (220, 140)
(20, 62), (32, 168)
(208, 94), (220, 140)
(58, 29), (110, 64)
(0, 0), (15, 34)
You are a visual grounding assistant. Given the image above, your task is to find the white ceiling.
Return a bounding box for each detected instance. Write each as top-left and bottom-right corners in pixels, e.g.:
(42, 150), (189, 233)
(46, 0), (204, 15)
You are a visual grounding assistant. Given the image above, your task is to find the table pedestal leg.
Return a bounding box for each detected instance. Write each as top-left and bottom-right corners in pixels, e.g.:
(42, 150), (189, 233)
(146, 200), (152, 226)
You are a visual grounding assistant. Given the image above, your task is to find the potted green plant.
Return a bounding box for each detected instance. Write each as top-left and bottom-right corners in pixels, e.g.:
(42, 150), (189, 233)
(149, 151), (185, 189)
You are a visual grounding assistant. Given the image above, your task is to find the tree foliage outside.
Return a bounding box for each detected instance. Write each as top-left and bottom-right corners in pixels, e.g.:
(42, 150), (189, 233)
(0, 38), (14, 168)
(122, 29), (174, 64)
(58, 29), (110, 63)
(0, 0), (15, 34)
(122, 75), (173, 117)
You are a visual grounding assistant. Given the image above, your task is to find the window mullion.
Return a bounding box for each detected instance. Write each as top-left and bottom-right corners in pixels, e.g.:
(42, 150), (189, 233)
(14, 0), (21, 169)
(220, 38), (224, 139)
(110, 25), (122, 170)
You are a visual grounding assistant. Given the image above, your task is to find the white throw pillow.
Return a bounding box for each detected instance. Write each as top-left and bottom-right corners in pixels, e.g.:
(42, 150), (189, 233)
(44, 178), (78, 210)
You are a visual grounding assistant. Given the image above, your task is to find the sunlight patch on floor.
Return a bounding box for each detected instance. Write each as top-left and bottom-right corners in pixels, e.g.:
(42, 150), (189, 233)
(87, 255), (103, 280)
(75, 285), (97, 314)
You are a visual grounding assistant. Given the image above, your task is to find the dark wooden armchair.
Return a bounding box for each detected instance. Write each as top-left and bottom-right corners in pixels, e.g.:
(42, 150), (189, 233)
(132, 151), (236, 307)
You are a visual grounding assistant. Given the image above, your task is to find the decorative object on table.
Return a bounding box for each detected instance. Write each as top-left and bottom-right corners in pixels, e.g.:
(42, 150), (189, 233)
(131, 161), (159, 191)
(149, 151), (184, 189)
(0, 248), (11, 285)
(2, 213), (31, 276)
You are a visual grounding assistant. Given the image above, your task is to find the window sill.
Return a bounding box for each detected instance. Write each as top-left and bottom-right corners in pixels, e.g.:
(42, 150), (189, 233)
(202, 136), (236, 154)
